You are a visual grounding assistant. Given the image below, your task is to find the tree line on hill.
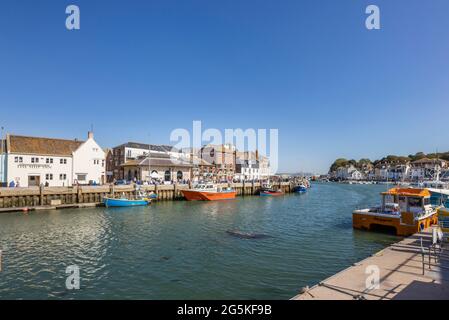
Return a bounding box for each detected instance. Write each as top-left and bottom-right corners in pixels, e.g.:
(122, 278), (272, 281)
(329, 151), (449, 173)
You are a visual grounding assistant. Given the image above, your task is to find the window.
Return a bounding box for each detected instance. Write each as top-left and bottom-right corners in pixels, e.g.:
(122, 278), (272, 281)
(14, 156), (23, 163)
(177, 171), (183, 180)
(59, 174), (67, 180)
(45, 174), (53, 180)
(102, 160), (105, 167)
(60, 158), (67, 164)
(127, 150), (132, 157)
(408, 197), (422, 207)
(164, 170), (171, 181)
(31, 157), (39, 163)
(77, 174), (86, 181)
(46, 158), (53, 164)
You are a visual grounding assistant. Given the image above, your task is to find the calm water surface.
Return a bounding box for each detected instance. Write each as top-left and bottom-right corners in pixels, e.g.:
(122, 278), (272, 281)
(0, 183), (401, 299)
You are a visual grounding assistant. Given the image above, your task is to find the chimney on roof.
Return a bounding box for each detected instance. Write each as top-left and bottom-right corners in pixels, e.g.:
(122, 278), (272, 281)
(88, 131), (94, 139)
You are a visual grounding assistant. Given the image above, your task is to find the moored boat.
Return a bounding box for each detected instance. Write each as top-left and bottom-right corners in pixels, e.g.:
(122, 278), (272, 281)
(260, 190), (284, 196)
(103, 190), (152, 207)
(259, 183), (284, 196)
(103, 197), (151, 207)
(292, 185), (307, 194)
(352, 188), (440, 236)
(181, 183), (236, 201)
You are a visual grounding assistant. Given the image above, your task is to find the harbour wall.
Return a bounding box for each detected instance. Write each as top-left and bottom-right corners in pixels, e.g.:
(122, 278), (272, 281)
(0, 182), (293, 210)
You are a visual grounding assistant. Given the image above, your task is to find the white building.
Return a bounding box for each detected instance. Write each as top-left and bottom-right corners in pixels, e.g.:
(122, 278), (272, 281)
(235, 151), (271, 181)
(5, 132), (105, 187)
(336, 165), (363, 180)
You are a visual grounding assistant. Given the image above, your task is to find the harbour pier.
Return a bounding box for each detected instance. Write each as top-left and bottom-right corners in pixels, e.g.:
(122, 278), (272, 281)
(293, 228), (449, 300)
(0, 182), (293, 212)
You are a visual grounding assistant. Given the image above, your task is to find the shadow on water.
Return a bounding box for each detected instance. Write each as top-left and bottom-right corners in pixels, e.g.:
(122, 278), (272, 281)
(226, 230), (273, 240)
(366, 224), (398, 235)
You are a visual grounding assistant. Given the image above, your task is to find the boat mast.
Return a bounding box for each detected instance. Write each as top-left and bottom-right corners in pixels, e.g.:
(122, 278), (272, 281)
(148, 134), (151, 183)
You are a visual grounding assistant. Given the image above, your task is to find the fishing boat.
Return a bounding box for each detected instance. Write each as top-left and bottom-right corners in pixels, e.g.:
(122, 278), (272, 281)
(259, 183), (284, 196)
(103, 190), (152, 207)
(292, 184), (307, 194)
(352, 188), (440, 236)
(180, 183), (236, 201)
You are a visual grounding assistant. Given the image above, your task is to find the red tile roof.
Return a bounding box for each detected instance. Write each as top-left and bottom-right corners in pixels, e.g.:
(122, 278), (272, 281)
(7, 134), (83, 156)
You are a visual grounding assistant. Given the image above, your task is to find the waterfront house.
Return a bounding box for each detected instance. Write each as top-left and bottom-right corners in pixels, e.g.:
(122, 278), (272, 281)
(199, 144), (236, 182)
(389, 164), (411, 181)
(409, 158), (448, 181)
(258, 154), (271, 180)
(120, 152), (192, 183)
(190, 155), (215, 182)
(104, 148), (114, 183)
(4, 132), (105, 187)
(235, 151), (261, 181)
(109, 142), (185, 181)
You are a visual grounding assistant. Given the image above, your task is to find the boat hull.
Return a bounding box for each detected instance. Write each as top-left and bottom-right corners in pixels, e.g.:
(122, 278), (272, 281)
(292, 186), (307, 193)
(103, 197), (150, 207)
(352, 210), (438, 236)
(260, 191), (284, 196)
(181, 190), (237, 201)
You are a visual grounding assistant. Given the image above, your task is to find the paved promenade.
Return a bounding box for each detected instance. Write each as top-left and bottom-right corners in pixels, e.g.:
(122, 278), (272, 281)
(293, 228), (449, 300)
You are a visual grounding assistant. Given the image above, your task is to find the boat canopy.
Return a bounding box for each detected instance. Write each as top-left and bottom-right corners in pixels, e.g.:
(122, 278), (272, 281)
(381, 188), (431, 198)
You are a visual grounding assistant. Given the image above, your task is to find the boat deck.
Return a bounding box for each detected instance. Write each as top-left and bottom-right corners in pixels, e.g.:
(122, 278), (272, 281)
(292, 228), (449, 300)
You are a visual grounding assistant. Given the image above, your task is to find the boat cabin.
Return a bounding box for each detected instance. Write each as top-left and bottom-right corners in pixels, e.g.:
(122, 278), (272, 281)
(353, 188), (439, 236)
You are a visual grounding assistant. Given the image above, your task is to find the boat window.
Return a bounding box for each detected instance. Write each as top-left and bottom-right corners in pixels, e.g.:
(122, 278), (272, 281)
(423, 198), (430, 206)
(398, 196), (407, 211)
(408, 197), (422, 207)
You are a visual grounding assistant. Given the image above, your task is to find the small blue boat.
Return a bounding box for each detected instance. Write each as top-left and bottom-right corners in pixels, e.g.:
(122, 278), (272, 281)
(103, 197), (150, 207)
(293, 185), (307, 194)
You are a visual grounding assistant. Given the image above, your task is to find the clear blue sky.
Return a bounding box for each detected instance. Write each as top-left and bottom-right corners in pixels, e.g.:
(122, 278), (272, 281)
(1, 0), (448, 173)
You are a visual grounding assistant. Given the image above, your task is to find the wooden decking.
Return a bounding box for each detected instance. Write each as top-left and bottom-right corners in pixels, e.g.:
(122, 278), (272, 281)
(293, 228), (449, 300)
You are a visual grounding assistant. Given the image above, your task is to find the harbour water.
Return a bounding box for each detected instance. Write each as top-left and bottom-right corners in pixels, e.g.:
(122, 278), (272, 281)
(0, 183), (401, 299)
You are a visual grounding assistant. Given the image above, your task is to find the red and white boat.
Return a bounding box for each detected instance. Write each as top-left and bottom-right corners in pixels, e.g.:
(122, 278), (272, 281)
(259, 183), (284, 196)
(181, 183), (237, 201)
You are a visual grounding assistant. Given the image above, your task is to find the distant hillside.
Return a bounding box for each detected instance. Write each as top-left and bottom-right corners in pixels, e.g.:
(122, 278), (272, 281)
(329, 151), (449, 173)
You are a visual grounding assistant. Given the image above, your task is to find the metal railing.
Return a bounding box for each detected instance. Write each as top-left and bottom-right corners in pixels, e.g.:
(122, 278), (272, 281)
(420, 227), (449, 275)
